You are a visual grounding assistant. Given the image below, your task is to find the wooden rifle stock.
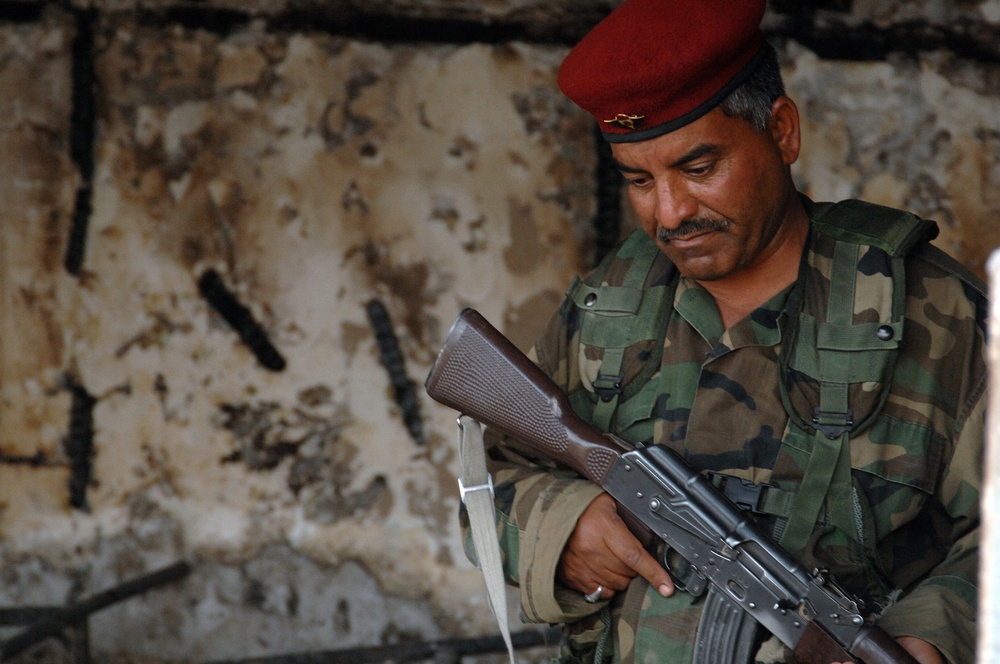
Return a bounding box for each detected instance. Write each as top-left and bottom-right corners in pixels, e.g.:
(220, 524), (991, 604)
(424, 308), (625, 484)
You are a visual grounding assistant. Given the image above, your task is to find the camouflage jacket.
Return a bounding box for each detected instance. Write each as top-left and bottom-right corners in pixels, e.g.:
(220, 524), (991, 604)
(464, 199), (985, 664)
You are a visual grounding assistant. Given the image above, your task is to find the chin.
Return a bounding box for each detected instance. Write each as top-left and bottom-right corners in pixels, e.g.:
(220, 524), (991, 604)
(669, 256), (729, 282)
(682, 269), (728, 282)
(660, 243), (735, 281)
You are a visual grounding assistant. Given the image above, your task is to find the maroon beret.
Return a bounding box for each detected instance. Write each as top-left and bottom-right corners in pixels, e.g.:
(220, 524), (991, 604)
(558, 0), (768, 143)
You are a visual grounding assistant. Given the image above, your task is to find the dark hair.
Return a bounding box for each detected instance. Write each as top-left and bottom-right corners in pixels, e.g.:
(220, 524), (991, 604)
(718, 42), (785, 132)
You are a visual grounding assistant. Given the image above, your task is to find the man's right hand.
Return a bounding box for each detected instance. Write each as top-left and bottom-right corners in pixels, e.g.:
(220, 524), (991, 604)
(557, 492), (675, 602)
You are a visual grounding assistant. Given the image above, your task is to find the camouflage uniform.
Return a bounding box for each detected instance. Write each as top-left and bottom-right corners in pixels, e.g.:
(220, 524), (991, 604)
(463, 198), (984, 664)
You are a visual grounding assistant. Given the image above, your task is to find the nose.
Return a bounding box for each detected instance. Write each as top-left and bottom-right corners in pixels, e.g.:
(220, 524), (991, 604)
(654, 180), (698, 231)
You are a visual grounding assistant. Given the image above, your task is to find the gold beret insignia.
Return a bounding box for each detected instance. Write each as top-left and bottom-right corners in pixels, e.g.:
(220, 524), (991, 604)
(603, 113), (645, 130)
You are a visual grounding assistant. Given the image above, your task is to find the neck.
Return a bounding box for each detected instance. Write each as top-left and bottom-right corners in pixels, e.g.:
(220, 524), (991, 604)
(700, 203), (810, 330)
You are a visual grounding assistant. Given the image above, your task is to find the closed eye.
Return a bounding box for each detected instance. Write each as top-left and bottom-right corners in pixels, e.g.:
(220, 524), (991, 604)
(685, 162), (715, 177)
(622, 173), (652, 188)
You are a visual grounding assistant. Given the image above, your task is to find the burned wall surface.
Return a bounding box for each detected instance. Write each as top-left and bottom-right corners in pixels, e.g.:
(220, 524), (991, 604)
(0, 11), (593, 663)
(786, 43), (1000, 272)
(0, 1), (998, 662)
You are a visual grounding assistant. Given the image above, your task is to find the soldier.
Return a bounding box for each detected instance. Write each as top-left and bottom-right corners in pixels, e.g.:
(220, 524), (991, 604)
(465, 0), (983, 663)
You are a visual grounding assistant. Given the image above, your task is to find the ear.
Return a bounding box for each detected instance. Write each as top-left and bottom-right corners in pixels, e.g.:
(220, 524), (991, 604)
(768, 96), (801, 166)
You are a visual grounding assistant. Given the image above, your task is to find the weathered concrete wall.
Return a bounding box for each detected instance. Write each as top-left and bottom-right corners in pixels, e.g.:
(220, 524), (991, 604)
(787, 44), (1000, 272)
(0, 1), (998, 662)
(0, 11), (592, 663)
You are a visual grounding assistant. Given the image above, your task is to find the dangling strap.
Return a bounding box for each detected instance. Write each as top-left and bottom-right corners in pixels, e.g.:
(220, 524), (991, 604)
(457, 416), (516, 664)
(593, 604), (613, 664)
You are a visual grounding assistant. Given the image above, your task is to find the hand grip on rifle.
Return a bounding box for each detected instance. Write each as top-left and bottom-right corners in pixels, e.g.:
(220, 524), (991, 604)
(425, 308), (919, 664)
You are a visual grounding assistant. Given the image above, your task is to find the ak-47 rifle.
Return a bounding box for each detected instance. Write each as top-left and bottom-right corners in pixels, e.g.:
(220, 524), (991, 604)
(425, 308), (919, 664)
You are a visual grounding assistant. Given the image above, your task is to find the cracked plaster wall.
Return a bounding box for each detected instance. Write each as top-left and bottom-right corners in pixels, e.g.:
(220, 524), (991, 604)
(0, 2), (998, 662)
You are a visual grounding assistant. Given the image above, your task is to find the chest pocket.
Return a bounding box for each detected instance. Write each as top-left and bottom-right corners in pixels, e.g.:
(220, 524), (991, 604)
(850, 414), (943, 538)
(565, 230), (675, 444)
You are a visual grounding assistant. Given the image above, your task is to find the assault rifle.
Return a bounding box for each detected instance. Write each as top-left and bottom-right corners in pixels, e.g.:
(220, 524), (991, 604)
(425, 308), (919, 664)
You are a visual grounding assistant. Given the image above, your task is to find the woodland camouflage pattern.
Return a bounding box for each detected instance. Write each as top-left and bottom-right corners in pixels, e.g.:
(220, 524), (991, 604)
(460, 199), (985, 664)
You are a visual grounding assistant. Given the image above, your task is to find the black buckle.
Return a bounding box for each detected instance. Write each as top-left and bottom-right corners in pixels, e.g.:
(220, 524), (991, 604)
(592, 371), (624, 402)
(711, 473), (771, 515)
(812, 408), (854, 439)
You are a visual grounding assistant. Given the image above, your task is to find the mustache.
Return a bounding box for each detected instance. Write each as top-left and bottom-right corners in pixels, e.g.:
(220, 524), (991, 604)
(656, 217), (732, 242)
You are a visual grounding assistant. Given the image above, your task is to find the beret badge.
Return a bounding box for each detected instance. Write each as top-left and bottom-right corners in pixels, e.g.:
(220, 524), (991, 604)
(604, 113), (645, 130)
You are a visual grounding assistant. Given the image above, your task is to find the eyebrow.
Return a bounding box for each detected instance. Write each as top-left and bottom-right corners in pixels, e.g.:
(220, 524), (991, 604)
(613, 142), (722, 173)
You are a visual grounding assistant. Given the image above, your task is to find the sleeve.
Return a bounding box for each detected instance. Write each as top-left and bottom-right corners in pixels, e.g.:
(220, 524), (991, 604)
(876, 367), (984, 664)
(458, 300), (608, 624)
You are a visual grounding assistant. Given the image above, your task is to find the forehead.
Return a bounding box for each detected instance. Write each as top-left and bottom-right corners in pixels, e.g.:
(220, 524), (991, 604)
(609, 108), (758, 167)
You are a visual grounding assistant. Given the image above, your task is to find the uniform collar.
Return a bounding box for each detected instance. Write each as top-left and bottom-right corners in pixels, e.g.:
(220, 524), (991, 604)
(674, 277), (792, 351)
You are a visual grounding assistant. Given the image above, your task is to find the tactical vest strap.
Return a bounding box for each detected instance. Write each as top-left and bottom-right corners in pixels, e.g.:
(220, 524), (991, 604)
(810, 199), (939, 257)
(708, 473), (799, 519)
(775, 200), (936, 555)
(568, 283), (644, 314)
(777, 429), (852, 552)
(779, 236), (866, 552)
(567, 229), (674, 432)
